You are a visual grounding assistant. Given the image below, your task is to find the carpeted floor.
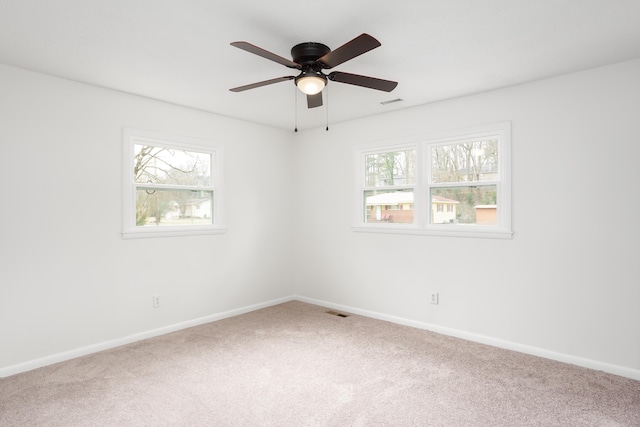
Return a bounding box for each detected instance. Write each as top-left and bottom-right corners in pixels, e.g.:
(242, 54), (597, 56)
(1, 301), (639, 426)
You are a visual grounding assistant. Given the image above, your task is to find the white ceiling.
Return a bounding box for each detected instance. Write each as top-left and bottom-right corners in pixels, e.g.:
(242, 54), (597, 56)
(1, 0), (639, 131)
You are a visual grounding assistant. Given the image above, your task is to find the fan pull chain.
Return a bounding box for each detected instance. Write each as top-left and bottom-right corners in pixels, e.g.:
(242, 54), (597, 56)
(294, 86), (298, 132)
(325, 85), (329, 131)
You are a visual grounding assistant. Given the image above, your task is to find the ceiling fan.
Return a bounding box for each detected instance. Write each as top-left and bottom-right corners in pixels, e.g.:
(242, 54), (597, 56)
(229, 33), (398, 109)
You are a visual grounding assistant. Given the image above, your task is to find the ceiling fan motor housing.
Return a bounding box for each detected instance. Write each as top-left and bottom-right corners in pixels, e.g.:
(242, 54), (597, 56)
(292, 42), (330, 88)
(291, 42), (331, 67)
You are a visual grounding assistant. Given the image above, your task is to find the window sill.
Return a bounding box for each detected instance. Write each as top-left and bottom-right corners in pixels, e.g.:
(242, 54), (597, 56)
(122, 226), (227, 239)
(352, 224), (513, 239)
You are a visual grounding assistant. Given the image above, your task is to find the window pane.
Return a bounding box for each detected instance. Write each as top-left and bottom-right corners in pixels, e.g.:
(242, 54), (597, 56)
(365, 149), (416, 187)
(431, 186), (497, 225)
(134, 144), (212, 186)
(136, 188), (213, 226)
(431, 139), (498, 183)
(364, 189), (414, 223)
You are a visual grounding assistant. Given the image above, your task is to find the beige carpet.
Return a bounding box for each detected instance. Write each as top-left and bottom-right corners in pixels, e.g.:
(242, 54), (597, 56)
(1, 301), (638, 426)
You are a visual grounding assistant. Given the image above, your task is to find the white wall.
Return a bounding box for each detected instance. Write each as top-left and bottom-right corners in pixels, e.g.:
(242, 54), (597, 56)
(0, 64), (294, 372)
(2, 59), (639, 379)
(292, 59), (640, 375)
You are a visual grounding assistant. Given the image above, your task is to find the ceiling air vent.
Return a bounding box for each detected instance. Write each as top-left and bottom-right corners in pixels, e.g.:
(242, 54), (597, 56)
(380, 98), (404, 105)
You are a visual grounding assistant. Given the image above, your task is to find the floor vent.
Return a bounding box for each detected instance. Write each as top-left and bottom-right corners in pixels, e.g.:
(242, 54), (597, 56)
(326, 310), (349, 318)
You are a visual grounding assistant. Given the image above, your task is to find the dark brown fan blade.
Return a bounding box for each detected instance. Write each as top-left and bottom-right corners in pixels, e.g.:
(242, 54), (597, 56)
(229, 76), (295, 92)
(328, 71), (398, 92)
(307, 92), (323, 108)
(231, 42), (301, 69)
(317, 34), (381, 69)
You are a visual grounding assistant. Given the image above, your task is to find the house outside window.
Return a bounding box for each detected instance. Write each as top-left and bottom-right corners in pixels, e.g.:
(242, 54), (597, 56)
(122, 128), (225, 239)
(354, 122), (511, 239)
(362, 147), (416, 224)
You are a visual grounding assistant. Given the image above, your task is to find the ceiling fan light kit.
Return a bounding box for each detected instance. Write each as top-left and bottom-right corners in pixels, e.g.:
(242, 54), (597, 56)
(230, 33), (397, 110)
(295, 74), (326, 95)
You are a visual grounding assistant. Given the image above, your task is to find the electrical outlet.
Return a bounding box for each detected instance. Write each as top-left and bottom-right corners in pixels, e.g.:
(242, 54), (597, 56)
(430, 292), (439, 305)
(153, 295), (162, 308)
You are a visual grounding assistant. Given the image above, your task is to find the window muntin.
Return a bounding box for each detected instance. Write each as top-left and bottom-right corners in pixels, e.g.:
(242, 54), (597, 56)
(123, 128), (224, 239)
(354, 123), (511, 239)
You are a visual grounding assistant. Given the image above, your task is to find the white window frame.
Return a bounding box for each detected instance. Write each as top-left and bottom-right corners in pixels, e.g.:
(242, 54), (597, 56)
(353, 122), (512, 239)
(358, 143), (419, 229)
(122, 128), (226, 239)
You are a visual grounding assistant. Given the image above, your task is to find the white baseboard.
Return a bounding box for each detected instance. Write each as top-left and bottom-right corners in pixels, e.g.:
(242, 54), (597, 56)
(295, 295), (640, 381)
(3, 294), (639, 382)
(0, 295), (295, 378)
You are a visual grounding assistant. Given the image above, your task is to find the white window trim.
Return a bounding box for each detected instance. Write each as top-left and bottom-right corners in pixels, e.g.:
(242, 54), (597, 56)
(353, 122), (512, 239)
(122, 127), (226, 239)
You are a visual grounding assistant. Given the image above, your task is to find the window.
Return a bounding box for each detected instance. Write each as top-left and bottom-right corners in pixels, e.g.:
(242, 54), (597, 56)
(354, 122), (511, 239)
(122, 128), (225, 239)
(362, 147), (416, 224)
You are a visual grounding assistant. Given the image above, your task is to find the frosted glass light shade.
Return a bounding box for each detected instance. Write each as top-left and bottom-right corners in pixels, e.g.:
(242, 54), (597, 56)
(296, 76), (325, 95)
